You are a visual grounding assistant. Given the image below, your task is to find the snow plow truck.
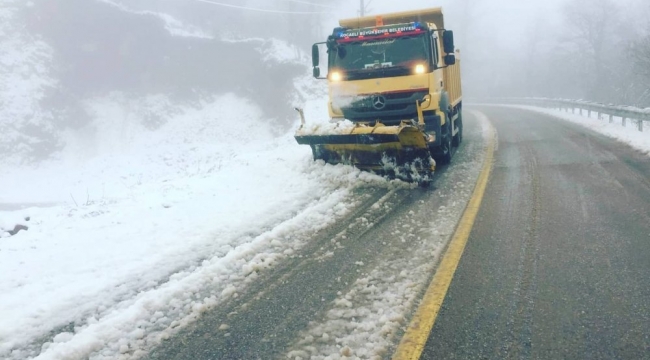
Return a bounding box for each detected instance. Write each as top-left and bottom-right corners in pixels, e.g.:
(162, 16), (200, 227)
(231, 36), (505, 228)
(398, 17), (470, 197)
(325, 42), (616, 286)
(295, 7), (462, 183)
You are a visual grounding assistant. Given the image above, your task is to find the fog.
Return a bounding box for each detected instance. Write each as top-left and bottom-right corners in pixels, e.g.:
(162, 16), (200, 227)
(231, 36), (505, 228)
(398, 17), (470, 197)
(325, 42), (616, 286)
(331, 0), (649, 104)
(1, 0), (649, 164)
(29, 0), (650, 105)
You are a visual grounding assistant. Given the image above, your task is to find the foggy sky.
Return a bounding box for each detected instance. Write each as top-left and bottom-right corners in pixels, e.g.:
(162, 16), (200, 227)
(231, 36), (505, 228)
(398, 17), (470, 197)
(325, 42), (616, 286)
(3, 0), (649, 164)
(322, 0), (565, 49)
(319, 0), (648, 104)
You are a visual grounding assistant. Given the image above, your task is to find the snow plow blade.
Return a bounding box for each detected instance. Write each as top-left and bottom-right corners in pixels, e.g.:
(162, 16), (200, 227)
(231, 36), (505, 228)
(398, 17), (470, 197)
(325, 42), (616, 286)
(295, 122), (435, 181)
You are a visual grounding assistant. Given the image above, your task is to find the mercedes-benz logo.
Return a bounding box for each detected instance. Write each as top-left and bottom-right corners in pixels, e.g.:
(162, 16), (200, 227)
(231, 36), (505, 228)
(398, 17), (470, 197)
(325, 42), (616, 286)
(371, 95), (387, 110)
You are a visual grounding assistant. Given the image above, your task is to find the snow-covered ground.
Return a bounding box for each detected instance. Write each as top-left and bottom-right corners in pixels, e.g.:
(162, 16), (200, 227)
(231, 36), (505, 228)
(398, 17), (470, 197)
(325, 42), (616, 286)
(4, 5), (647, 354)
(0, 81), (413, 359)
(3, 1), (410, 357)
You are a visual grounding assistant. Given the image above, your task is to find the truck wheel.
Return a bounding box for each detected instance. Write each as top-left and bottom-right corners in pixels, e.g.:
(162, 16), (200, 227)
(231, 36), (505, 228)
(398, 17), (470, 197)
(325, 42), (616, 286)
(438, 126), (453, 165)
(440, 134), (453, 165)
(452, 111), (463, 147)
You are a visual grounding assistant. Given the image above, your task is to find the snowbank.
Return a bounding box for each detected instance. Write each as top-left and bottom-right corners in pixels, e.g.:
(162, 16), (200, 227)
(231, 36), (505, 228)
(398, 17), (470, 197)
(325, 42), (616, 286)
(0, 85), (404, 359)
(97, 0), (213, 39)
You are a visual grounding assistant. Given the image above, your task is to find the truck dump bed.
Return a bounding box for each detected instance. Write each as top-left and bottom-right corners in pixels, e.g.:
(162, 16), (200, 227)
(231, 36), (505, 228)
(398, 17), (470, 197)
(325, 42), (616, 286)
(444, 53), (462, 107)
(339, 7), (444, 30)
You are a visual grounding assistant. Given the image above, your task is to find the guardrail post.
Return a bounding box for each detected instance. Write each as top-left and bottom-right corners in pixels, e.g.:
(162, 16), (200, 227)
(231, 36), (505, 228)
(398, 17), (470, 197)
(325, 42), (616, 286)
(622, 117), (626, 127)
(609, 114), (613, 123)
(572, 107), (575, 114)
(579, 108), (583, 116)
(638, 119), (643, 132)
(588, 110), (592, 118)
(597, 112), (601, 120)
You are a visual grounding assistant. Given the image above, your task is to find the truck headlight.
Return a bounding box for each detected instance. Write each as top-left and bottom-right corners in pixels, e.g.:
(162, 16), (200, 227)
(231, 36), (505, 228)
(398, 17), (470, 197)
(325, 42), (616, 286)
(330, 71), (343, 81)
(414, 64), (426, 74)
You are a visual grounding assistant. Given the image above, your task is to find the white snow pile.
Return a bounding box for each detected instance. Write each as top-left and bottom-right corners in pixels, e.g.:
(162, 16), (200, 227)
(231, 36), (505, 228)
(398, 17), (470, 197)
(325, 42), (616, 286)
(0, 0), (57, 165)
(0, 212), (30, 237)
(508, 105), (650, 155)
(527, 98), (650, 115)
(0, 78), (409, 359)
(291, 76), (358, 136)
(97, 0), (213, 39)
(220, 35), (308, 65)
(295, 119), (357, 136)
(0, 0), (409, 357)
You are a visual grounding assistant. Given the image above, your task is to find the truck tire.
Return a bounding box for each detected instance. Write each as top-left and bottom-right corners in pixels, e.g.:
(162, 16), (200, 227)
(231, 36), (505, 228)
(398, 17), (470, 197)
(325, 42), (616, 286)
(437, 123), (453, 165)
(452, 109), (463, 147)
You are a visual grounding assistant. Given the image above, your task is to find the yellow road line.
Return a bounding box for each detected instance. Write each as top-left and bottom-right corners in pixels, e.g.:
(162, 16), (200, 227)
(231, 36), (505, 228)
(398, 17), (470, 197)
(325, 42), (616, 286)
(392, 111), (496, 360)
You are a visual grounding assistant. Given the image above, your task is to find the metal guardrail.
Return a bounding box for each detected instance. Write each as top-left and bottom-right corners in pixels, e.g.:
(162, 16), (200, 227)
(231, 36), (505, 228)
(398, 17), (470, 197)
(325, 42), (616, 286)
(480, 98), (650, 132)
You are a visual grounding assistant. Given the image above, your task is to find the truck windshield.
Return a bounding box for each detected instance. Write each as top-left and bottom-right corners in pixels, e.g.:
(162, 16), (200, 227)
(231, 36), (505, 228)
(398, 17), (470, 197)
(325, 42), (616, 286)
(330, 34), (429, 80)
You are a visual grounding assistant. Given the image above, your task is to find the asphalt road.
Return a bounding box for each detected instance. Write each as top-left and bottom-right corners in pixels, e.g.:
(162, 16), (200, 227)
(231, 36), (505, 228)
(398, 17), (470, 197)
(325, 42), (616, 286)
(423, 106), (650, 359)
(144, 113), (488, 360)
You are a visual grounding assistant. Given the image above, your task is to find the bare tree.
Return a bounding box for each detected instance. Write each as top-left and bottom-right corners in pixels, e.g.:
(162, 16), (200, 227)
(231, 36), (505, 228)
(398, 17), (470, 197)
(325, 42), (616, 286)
(633, 3), (650, 81)
(561, 0), (620, 102)
(521, 16), (546, 97)
(630, 36), (650, 105)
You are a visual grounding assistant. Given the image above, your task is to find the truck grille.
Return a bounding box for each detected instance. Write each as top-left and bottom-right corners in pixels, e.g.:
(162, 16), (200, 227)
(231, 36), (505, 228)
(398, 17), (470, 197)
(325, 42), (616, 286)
(339, 90), (428, 122)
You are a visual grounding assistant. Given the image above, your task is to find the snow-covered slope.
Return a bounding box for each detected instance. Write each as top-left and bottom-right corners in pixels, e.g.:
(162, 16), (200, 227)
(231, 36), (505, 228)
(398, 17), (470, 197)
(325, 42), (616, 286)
(97, 0), (214, 39)
(0, 67), (406, 359)
(1, 0), (308, 170)
(0, 1), (388, 357)
(0, 0), (58, 165)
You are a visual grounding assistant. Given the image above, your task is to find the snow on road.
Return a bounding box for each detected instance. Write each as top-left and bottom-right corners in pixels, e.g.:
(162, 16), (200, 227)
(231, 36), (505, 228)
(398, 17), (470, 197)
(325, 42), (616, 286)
(284, 110), (494, 360)
(506, 105), (650, 155)
(0, 89), (405, 359)
(283, 104), (650, 360)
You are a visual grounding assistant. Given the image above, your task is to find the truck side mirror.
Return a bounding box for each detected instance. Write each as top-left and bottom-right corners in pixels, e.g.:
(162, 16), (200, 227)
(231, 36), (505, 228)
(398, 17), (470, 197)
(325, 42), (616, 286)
(312, 44), (320, 68)
(312, 44), (321, 78)
(444, 54), (456, 65)
(442, 31), (455, 54)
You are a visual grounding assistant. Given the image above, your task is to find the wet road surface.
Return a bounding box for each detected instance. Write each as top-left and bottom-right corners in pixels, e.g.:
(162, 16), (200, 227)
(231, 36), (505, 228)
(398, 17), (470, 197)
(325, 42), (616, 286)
(423, 106), (650, 359)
